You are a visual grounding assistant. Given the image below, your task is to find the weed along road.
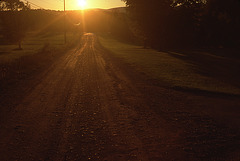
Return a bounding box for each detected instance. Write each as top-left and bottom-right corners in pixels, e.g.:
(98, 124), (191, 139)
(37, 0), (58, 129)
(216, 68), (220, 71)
(0, 33), (240, 160)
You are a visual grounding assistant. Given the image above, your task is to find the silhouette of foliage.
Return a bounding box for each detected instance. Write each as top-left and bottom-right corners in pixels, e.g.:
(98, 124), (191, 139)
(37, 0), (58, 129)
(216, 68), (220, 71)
(0, 8), (132, 47)
(0, 0), (30, 11)
(0, 0), (30, 49)
(122, 0), (240, 49)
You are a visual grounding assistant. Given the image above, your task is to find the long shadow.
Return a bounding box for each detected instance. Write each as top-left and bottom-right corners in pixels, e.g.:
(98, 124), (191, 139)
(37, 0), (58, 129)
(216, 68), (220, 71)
(165, 48), (240, 89)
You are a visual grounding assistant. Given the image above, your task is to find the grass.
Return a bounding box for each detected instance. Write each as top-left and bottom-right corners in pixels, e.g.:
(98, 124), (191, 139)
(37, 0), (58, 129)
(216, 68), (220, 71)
(0, 31), (79, 63)
(98, 34), (240, 95)
(0, 31), (81, 86)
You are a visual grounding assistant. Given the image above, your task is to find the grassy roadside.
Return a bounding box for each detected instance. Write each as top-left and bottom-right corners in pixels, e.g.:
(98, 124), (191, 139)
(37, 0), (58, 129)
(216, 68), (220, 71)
(0, 32), (79, 63)
(0, 32), (81, 87)
(0, 32), (81, 118)
(98, 34), (240, 95)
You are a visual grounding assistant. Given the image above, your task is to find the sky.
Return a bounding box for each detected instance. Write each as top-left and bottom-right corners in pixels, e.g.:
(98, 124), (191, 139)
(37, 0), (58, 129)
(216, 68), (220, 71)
(28, 0), (126, 10)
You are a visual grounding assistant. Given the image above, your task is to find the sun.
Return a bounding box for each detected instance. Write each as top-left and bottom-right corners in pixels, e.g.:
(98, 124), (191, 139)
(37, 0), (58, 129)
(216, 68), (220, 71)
(77, 0), (87, 9)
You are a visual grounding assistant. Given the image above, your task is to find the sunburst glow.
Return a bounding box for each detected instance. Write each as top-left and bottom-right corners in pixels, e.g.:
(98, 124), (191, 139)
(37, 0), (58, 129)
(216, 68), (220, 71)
(77, 0), (87, 9)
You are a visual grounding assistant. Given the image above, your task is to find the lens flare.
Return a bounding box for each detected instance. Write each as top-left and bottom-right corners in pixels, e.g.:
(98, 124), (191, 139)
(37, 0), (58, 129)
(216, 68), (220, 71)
(77, 0), (87, 9)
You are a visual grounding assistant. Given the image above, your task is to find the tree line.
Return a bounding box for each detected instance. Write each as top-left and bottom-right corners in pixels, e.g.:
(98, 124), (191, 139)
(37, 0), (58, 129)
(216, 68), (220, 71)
(0, 0), (31, 49)
(1, 0), (239, 50)
(0, 0), (132, 49)
(122, 0), (240, 49)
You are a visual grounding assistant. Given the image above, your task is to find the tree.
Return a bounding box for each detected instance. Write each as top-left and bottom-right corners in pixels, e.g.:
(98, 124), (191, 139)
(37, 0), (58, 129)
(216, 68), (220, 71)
(122, 0), (204, 49)
(200, 0), (240, 47)
(0, 0), (30, 11)
(122, 0), (173, 48)
(122, 0), (240, 49)
(172, 0), (206, 7)
(0, 0), (30, 49)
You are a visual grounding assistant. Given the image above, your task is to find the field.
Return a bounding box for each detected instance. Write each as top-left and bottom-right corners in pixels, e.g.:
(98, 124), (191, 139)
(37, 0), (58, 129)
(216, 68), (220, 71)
(98, 34), (240, 95)
(0, 32), (79, 63)
(0, 31), (81, 90)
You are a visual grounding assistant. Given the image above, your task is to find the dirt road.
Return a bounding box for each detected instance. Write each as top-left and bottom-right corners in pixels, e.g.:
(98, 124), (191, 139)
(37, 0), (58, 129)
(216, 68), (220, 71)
(0, 33), (240, 160)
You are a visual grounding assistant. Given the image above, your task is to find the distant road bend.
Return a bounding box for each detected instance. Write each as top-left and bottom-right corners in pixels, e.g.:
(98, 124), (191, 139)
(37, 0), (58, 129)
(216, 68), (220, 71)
(0, 33), (239, 160)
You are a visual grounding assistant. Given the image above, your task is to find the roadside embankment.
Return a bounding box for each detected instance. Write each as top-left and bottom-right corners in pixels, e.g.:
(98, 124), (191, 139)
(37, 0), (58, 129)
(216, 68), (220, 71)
(98, 34), (240, 96)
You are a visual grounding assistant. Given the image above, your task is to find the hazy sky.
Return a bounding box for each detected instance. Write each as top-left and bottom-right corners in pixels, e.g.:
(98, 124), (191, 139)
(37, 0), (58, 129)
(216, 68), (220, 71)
(28, 0), (126, 10)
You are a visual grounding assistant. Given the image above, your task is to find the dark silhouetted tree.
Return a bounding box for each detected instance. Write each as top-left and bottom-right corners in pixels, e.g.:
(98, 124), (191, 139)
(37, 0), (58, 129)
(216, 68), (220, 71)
(202, 0), (240, 47)
(122, 0), (240, 49)
(0, 0), (30, 49)
(122, 0), (173, 49)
